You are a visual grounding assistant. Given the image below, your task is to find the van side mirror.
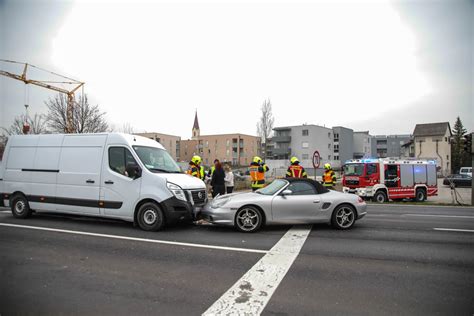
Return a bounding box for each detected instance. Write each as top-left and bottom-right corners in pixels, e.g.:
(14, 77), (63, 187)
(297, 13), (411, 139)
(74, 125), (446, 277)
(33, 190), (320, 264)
(281, 189), (293, 196)
(134, 167), (142, 179)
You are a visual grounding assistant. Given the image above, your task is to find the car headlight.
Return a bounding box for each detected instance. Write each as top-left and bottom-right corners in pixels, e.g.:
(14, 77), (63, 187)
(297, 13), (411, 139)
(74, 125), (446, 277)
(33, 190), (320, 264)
(211, 197), (231, 208)
(167, 182), (187, 202)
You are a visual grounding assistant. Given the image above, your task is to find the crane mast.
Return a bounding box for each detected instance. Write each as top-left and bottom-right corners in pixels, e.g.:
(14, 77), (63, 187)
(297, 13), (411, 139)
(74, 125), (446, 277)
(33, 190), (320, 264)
(0, 60), (84, 133)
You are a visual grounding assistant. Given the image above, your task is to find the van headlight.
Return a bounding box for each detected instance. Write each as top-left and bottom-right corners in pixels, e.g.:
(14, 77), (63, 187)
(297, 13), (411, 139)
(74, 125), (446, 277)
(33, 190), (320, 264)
(211, 197), (230, 208)
(167, 182), (187, 202)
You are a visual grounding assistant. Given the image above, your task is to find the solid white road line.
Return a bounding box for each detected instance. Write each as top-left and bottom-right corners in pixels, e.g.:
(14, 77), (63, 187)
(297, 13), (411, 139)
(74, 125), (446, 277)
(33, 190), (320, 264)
(433, 228), (474, 233)
(203, 225), (312, 316)
(403, 214), (474, 219)
(0, 223), (268, 254)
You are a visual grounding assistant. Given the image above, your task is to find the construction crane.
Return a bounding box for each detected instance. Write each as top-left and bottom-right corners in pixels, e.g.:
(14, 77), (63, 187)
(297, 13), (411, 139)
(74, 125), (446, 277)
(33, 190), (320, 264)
(0, 59), (84, 133)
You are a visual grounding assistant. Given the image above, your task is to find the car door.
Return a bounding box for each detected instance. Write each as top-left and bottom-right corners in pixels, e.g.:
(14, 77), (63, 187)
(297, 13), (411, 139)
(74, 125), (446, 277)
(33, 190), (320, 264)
(100, 146), (142, 219)
(271, 181), (322, 222)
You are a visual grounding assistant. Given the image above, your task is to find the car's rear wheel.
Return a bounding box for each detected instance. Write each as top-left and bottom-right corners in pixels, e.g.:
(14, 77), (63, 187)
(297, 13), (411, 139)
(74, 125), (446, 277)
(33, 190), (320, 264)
(235, 206), (263, 233)
(11, 194), (32, 219)
(331, 204), (356, 230)
(137, 202), (165, 231)
(373, 190), (387, 203)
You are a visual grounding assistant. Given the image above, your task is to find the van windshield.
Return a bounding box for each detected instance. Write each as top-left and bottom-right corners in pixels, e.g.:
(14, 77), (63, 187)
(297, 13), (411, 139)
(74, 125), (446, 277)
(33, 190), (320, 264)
(344, 163), (364, 176)
(133, 146), (181, 173)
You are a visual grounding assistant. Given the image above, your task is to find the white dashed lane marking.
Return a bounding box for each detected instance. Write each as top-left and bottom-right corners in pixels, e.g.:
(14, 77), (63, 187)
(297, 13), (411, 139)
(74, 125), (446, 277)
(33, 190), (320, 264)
(203, 225), (312, 316)
(434, 228), (474, 233)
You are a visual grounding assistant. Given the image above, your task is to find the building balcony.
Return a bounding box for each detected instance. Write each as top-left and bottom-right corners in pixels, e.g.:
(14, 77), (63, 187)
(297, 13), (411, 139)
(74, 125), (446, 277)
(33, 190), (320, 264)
(272, 135), (291, 143)
(273, 147), (291, 155)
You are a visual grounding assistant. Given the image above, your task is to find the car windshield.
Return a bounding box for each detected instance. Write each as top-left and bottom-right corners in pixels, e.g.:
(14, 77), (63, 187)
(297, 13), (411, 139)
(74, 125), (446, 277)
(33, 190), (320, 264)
(344, 163), (364, 176)
(257, 179), (288, 195)
(133, 146), (181, 173)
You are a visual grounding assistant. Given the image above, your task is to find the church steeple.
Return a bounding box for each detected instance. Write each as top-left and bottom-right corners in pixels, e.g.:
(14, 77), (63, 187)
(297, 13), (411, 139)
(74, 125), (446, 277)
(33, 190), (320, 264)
(192, 110), (200, 139)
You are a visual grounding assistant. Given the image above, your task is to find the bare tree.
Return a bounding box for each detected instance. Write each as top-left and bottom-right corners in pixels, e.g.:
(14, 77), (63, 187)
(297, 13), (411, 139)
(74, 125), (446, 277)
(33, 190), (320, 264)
(256, 98), (274, 160)
(119, 122), (135, 134)
(1, 113), (49, 135)
(45, 94), (109, 133)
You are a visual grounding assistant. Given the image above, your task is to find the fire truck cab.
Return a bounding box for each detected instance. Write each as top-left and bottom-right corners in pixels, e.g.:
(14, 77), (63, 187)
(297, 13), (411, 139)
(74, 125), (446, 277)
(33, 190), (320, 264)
(342, 158), (438, 203)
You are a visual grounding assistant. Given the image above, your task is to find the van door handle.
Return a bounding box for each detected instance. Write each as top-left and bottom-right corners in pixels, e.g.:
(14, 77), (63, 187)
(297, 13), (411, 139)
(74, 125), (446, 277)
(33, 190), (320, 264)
(86, 179), (95, 184)
(104, 180), (114, 184)
(313, 200), (320, 203)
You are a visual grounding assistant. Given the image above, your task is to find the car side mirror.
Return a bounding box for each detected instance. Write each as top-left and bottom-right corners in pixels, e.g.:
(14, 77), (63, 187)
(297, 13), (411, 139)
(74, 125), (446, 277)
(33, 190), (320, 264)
(281, 189), (293, 196)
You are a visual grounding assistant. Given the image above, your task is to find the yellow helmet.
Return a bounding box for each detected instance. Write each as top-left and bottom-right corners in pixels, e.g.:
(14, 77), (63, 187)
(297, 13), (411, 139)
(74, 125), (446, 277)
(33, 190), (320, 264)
(290, 156), (299, 164)
(253, 156), (262, 164)
(191, 155), (202, 165)
(324, 163), (331, 170)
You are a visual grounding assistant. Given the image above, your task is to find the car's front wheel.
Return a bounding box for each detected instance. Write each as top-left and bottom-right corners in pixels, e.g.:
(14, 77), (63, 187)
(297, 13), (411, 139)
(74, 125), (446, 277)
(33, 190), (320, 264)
(235, 206), (263, 233)
(331, 204), (356, 230)
(137, 202), (165, 231)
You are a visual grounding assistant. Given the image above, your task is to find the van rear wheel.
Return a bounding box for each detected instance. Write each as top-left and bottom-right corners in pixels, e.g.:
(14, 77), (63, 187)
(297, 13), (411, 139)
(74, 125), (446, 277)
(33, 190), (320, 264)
(137, 202), (165, 231)
(11, 195), (32, 219)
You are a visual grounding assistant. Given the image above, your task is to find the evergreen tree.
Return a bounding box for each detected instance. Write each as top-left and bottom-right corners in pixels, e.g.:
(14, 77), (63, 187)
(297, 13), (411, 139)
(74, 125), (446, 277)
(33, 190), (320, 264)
(451, 117), (468, 173)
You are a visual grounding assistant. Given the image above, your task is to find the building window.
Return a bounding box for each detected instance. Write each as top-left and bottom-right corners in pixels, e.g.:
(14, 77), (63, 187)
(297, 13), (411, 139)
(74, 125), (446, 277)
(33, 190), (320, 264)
(328, 155), (331, 160)
(302, 142), (309, 148)
(446, 155), (449, 160)
(328, 143), (331, 149)
(334, 155), (339, 160)
(302, 129), (309, 136)
(328, 132), (331, 138)
(226, 139), (230, 147)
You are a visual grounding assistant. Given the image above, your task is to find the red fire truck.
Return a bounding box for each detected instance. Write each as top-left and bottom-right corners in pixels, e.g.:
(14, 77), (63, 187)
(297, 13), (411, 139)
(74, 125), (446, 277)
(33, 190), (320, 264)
(342, 158), (438, 203)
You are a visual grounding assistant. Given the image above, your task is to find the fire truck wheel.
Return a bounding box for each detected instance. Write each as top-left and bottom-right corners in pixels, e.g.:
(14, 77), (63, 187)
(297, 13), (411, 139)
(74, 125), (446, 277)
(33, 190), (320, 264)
(414, 189), (426, 202)
(373, 191), (387, 203)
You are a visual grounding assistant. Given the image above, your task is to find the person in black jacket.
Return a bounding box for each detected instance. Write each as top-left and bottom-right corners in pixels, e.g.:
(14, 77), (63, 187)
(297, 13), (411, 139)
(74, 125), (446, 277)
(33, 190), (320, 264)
(211, 160), (226, 198)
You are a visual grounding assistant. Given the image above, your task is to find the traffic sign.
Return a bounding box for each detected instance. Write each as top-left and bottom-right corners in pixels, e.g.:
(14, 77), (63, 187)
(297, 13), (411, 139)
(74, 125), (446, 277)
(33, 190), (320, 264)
(312, 151), (320, 169)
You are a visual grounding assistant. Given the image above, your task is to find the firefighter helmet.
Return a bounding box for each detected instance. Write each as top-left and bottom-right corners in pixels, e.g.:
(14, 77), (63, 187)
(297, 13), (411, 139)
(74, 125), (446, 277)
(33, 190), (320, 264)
(253, 156), (263, 164)
(324, 163), (331, 170)
(290, 156), (299, 164)
(191, 155), (202, 165)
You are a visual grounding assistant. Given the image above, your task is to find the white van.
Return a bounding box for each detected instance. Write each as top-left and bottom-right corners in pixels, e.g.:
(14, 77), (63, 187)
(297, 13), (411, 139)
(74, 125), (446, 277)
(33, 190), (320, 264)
(0, 133), (207, 231)
(459, 167), (472, 177)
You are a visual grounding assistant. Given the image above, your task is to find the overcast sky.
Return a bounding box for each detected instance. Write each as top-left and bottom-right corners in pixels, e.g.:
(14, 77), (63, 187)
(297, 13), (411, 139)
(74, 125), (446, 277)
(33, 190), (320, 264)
(1, 0), (472, 139)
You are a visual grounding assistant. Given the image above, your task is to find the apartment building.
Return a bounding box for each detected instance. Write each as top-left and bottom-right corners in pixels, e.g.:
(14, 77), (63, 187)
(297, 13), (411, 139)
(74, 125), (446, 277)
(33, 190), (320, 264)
(373, 134), (412, 158)
(180, 112), (261, 166)
(135, 132), (181, 160)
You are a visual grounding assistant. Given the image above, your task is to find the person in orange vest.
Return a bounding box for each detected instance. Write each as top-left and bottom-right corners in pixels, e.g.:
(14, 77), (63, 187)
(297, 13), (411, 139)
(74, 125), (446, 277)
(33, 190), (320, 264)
(286, 156), (308, 178)
(249, 156), (269, 191)
(187, 155), (204, 180)
(323, 163), (337, 188)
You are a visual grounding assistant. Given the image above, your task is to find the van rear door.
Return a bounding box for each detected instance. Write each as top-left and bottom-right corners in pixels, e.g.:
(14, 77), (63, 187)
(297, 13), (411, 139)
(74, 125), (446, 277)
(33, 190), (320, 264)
(56, 135), (106, 215)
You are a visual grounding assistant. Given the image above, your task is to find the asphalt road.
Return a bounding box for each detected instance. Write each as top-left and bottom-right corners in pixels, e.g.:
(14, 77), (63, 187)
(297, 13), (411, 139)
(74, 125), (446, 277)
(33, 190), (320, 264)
(0, 204), (473, 315)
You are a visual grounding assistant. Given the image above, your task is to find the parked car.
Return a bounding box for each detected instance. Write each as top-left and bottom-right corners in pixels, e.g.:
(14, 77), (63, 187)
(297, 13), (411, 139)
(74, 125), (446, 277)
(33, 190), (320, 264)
(443, 174), (472, 187)
(201, 178), (367, 232)
(0, 133), (207, 231)
(459, 167), (472, 177)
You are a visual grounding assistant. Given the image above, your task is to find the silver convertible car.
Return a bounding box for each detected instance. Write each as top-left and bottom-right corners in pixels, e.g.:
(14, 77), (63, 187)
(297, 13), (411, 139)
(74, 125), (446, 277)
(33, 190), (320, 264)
(201, 178), (367, 232)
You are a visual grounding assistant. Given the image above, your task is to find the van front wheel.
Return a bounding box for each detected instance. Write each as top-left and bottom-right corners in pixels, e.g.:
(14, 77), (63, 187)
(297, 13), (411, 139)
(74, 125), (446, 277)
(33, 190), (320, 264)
(137, 202), (165, 231)
(11, 195), (32, 219)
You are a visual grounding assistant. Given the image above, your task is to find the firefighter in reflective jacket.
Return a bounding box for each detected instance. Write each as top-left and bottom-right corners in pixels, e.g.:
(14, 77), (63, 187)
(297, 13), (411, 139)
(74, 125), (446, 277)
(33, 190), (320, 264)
(249, 156), (269, 191)
(286, 157), (307, 178)
(323, 163), (336, 188)
(187, 155), (205, 180)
